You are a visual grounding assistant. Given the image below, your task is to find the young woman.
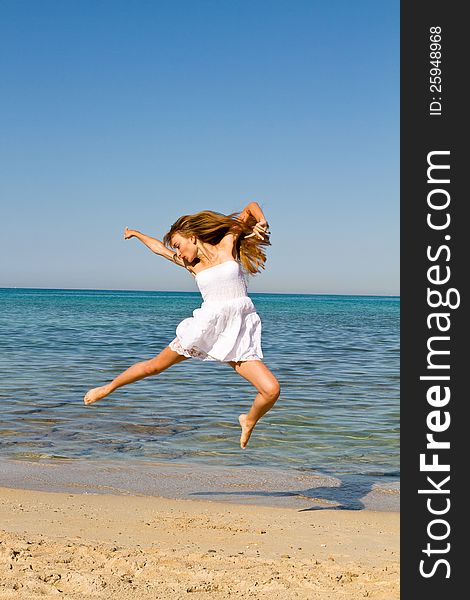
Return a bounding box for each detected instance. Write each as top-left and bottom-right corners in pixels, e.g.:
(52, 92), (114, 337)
(83, 202), (280, 449)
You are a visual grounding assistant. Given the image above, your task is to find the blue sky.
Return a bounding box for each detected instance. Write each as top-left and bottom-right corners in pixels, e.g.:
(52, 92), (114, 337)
(0, 0), (399, 295)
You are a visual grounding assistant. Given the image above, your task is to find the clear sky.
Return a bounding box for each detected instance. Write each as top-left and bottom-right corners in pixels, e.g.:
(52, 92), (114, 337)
(1, 0), (399, 295)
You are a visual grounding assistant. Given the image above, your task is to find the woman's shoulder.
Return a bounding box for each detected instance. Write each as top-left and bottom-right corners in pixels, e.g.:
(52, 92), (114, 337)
(217, 229), (241, 257)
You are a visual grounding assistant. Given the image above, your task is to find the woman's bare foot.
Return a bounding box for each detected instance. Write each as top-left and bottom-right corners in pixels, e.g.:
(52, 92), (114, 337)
(238, 414), (256, 449)
(84, 384), (113, 405)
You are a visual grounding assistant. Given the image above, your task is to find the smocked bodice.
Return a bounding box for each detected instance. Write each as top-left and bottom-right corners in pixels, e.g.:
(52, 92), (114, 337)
(195, 260), (248, 303)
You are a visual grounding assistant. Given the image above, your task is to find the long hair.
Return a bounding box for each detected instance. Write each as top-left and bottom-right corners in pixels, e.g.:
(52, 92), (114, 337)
(163, 210), (270, 275)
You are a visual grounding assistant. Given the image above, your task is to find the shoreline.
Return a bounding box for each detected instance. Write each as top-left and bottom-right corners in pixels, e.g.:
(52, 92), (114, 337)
(0, 457), (400, 512)
(0, 485), (399, 599)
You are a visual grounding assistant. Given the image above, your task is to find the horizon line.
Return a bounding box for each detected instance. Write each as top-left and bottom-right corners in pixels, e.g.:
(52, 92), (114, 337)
(0, 286), (400, 299)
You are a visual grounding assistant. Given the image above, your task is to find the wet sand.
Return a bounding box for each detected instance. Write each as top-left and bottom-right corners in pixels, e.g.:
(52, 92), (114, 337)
(0, 457), (400, 511)
(0, 486), (399, 599)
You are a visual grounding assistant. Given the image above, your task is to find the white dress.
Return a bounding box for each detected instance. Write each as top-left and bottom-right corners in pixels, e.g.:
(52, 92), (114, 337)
(169, 260), (263, 362)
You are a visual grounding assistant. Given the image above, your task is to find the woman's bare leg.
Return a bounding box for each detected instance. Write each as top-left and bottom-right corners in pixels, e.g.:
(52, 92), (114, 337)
(84, 346), (190, 405)
(227, 360), (280, 449)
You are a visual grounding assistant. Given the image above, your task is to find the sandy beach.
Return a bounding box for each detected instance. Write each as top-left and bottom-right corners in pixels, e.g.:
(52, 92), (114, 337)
(0, 486), (399, 599)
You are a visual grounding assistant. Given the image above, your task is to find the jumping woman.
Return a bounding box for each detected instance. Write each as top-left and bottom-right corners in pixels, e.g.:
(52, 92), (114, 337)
(83, 202), (280, 449)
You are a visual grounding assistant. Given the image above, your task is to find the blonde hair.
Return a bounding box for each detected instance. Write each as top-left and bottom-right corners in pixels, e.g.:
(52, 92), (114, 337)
(163, 210), (270, 275)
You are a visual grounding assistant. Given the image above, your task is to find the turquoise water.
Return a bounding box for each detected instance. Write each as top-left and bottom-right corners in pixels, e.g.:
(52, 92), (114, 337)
(0, 288), (399, 488)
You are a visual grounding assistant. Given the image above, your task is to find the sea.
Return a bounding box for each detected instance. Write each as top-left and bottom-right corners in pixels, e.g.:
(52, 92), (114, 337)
(0, 288), (399, 510)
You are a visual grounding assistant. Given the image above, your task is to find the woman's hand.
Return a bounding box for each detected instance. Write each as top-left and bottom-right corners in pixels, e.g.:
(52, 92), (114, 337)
(124, 226), (137, 240)
(245, 219), (270, 240)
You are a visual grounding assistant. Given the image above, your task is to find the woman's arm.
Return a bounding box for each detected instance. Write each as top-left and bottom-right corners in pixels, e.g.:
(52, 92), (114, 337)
(124, 227), (187, 268)
(238, 202), (269, 240)
(238, 201), (266, 223)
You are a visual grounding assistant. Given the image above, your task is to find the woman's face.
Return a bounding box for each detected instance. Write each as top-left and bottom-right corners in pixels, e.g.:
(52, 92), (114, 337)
(171, 232), (198, 262)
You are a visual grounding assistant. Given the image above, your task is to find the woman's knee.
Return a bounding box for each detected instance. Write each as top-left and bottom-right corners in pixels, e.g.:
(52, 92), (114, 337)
(142, 358), (162, 376)
(263, 378), (281, 402)
(143, 349), (188, 376)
